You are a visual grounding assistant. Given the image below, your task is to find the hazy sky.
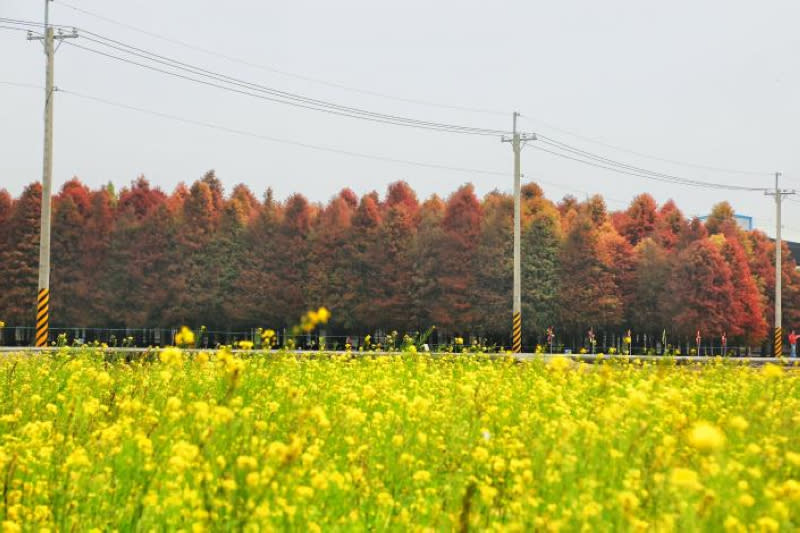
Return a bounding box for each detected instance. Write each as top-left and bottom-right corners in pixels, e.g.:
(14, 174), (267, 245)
(2, 1), (799, 238)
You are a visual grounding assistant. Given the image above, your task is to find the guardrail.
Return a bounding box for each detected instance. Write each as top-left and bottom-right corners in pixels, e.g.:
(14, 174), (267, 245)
(0, 347), (795, 366)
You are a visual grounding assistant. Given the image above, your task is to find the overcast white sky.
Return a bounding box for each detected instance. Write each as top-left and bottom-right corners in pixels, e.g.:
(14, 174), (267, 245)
(2, 1), (799, 238)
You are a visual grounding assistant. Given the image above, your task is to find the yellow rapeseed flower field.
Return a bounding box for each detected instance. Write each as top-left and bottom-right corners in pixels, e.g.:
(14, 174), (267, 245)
(0, 351), (799, 531)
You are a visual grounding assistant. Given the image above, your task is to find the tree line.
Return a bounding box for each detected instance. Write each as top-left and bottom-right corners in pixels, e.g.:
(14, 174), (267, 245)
(1, 171), (797, 347)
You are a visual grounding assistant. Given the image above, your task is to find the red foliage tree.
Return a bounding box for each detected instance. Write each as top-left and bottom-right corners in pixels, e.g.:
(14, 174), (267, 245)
(434, 184), (481, 331)
(51, 179), (93, 325)
(557, 211), (622, 333)
(474, 191), (512, 335)
(307, 194), (355, 330)
(228, 189), (284, 328)
(627, 238), (671, 333)
(410, 195), (447, 333)
(370, 183), (419, 331)
(615, 193), (659, 246)
(654, 199), (687, 250)
(667, 239), (739, 338)
(273, 194), (313, 327)
(720, 236), (767, 343)
(0, 183), (41, 325)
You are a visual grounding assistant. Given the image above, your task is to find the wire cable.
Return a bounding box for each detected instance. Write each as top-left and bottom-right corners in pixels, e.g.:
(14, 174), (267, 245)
(61, 40), (503, 136)
(59, 88), (509, 175)
(531, 144), (766, 192)
(533, 135), (765, 191)
(56, 1), (509, 117)
(69, 33), (507, 136)
(45, 86), (603, 198)
(519, 115), (771, 176)
(0, 80), (42, 89)
(4, 17), (509, 135)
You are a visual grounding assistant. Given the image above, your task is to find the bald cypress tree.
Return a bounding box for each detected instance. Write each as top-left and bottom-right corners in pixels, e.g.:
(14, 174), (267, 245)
(434, 184), (481, 331)
(668, 239), (737, 338)
(51, 179), (93, 325)
(474, 191), (512, 336)
(0, 183), (41, 325)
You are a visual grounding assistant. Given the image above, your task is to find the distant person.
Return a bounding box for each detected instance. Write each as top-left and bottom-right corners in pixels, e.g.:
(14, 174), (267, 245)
(787, 330), (798, 358)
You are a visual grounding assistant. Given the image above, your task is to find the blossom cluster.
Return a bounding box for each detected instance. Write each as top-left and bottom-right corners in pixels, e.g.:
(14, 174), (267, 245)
(0, 351), (798, 530)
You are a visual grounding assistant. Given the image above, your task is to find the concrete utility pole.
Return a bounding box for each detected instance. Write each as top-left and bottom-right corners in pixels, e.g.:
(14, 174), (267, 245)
(502, 112), (536, 353)
(27, 0), (77, 347)
(765, 171), (795, 356)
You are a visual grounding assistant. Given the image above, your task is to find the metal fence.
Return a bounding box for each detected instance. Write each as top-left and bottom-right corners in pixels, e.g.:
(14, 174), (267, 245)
(0, 326), (777, 356)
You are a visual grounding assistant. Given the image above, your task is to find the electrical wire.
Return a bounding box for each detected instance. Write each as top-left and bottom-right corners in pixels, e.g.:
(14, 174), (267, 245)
(519, 115), (771, 176)
(47, 87), (607, 198)
(61, 41), (502, 137)
(3, 15), (774, 197)
(59, 88), (508, 175)
(68, 33), (507, 136)
(3, 17), (508, 135)
(56, 1), (509, 117)
(0, 24), (40, 33)
(530, 143), (766, 192)
(0, 80), (42, 89)
(533, 134), (766, 191)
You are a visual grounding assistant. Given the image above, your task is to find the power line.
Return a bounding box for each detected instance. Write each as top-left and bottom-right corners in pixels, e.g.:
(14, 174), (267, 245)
(0, 79), (631, 203)
(48, 88), (611, 199)
(4, 18), (509, 136)
(58, 38), (507, 137)
(0, 80), (42, 89)
(59, 88), (508, 174)
(68, 33), (507, 136)
(3, 16), (772, 197)
(518, 115), (770, 176)
(531, 134), (766, 192)
(55, 31), (776, 194)
(530, 143), (766, 192)
(0, 24), (40, 34)
(535, 134), (765, 190)
(55, 1), (509, 117)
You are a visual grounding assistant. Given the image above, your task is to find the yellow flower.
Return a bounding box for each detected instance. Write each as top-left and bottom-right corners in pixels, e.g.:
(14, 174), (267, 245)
(786, 451), (800, 467)
(479, 484), (498, 504)
(412, 470), (431, 483)
(160, 347), (184, 368)
(175, 326), (195, 347)
(377, 491), (394, 507)
(548, 356), (571, 372)
(617, 490), (640, 512)
(236, 456), (258, 470)
(237, 340), (254, 350)
(756, 517), (780, 532)
(763, 363), (783, 378)
(261, 329), (276, 345)
(2, 521), (21, 533)
(670, 468), (703, 491)
(729, 416), (749, 432)
(687, 421), (725, 452)
(738, 494), (755, 507)
(317, 307), (331, 323)
(0, 321), (5, 328)
(472, 446), (489, 462)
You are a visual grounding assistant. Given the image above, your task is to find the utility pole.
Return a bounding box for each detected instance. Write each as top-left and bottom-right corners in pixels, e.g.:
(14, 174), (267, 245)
(502, 112), (536, 353)
(27, 0), (77, 347)
(765, 171), (795, 357)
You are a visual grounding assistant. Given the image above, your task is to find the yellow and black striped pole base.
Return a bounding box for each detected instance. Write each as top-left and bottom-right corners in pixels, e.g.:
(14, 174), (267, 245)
(512, 312), (522, 353)
(35, 288), (49, 347)
(774, 327), (783, 357)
